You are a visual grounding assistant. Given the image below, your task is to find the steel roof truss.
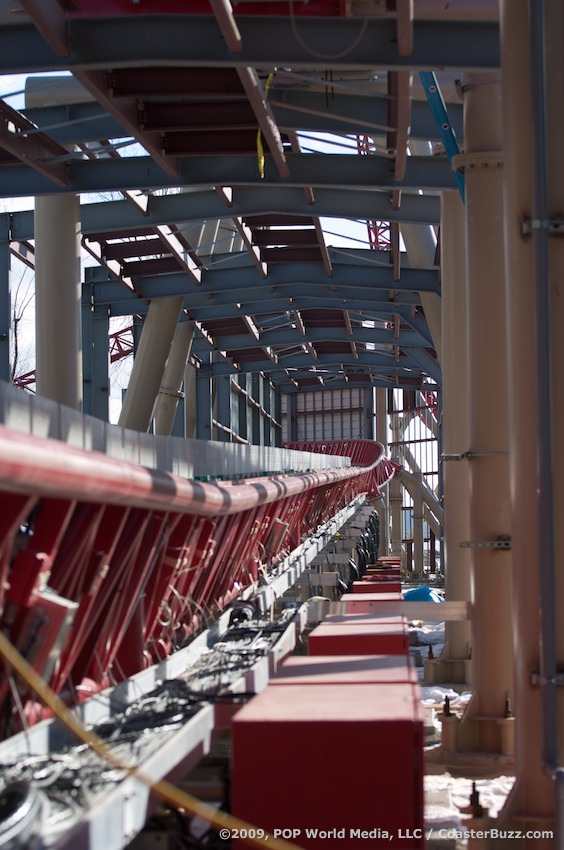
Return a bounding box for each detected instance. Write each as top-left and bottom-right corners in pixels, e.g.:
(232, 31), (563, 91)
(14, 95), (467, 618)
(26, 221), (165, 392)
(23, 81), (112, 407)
(0, 100), (68, 186)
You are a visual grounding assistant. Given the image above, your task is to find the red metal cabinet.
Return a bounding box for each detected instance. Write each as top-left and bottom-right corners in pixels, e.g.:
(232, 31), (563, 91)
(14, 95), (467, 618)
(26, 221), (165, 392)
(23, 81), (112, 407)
(271, 653), (418, 685)
(352, 580), (402, 594)
(375, 557), (402, 566)
(231, 683), (424, 849)
(323, 613), (408, 628)
(366, 568), (401, 580)
(308, 618), (409, 656)
(340, 593), (403, 615)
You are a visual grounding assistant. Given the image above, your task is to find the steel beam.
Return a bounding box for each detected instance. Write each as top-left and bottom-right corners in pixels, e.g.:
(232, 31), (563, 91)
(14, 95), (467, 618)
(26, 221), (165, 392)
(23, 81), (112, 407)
(98, 290), (423, 319)
(81, 285), (110, 422)
(263, 376), (273, 447)
(17, 0), (69, 57)
(9, 190), (441, 245)
(403, 346), (442, 385)
(0, 17), (499, 74)
(0, 153), (456, 198)
(23, 101), (121, 145)
(0, 100), (69, 186)
(91, 243), (416, 268)
(89, 260), (440, 304)
(73, 69), (180, 179)
(237, 373), (251, 442)
(273, 90), (464, 139)
(196, 353), (213, 441)
(251, 373), (261, 445)
(237, 67), (289, 178)
(191, 325), (430, 353)
(396, 0), (414, 57)
(209, 0), (243, 53)
(0, 216), (10, 384)
(229, 376), (241, 442)
(23, 93), (464, 147)
(214, 373), (232, 442)
(210, 354), (420, 376)
(397, 306), (435, 348)
(108, 301), (422, 323)
(279, 376), (421, 391)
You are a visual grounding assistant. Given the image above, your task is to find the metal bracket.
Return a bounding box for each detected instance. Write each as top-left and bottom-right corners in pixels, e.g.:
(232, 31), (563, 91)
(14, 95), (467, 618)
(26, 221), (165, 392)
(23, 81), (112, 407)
(460, 536), (511, 550)
(522, 218), (564, 235)
(442, 450), (508, 461)
(531, 672), (564, 687)
(158, 386), (184, 401)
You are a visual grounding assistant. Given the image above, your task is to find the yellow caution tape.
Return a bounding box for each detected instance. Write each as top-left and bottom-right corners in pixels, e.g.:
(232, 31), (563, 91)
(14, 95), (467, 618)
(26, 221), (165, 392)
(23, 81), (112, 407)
(0, 628), (305, 850)
(257, 73), (274, 179)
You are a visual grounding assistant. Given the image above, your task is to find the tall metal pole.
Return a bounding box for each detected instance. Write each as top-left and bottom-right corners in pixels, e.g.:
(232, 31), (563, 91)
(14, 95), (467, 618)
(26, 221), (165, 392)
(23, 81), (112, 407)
(454, 71), (514, 752)
(389, 405), (404, 567)
(215, 374), (232, 442)
(196, 352), (213, 441)
(154, 321), (194, 437)
(499, 0), (559, 836)
(118, 296), (184, 432)
(82, 284), (110, 421)
(439, 189), (472, 683)
(375, 387), (390, 555)
(184, 361), (197, 439)
(35, 195), (82, 410)
(402, 141), (443, 365)
(0, 215), (10, 384)
(412, 470), (425, 578)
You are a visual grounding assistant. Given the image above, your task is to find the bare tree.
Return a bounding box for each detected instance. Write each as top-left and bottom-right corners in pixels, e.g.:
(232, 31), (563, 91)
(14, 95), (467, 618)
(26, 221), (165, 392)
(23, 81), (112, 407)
(10, 265), (35, 383)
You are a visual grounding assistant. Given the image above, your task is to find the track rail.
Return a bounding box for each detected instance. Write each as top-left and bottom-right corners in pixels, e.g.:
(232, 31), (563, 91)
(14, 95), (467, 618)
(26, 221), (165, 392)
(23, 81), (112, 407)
(0, 424), (394, 733)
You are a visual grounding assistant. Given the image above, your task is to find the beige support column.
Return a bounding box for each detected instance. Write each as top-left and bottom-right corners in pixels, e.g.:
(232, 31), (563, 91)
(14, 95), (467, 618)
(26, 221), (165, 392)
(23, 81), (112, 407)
(154, 321), (195, 436)
(453, 72), (514, 753)
(184, 362), (197, 439)
(432, 190), (472, 684)
(397, 466), (443, 526)
(423, 504), (441, 541)
(400, 223), (443, 364)
(35, 195), (82, 410)
(118, 296), (184, 432)
(375, 387), (387, 446)
(412, 470), (425, 577)
(403, 141), (443, 365)
(397, 467), (442, 554)
(389, 410), (404, 569)
(375, 387), (390, 555)
(498, 0), (556, 835)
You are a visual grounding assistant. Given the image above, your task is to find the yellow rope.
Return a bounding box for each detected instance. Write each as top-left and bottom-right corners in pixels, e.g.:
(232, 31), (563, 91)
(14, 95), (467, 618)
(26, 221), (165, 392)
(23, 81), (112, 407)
(0, 629), (304, 850)
(257, 73), (274, 179)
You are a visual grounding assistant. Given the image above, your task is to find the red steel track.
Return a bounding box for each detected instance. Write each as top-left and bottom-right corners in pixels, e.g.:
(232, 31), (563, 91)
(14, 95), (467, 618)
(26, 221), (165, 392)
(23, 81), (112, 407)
(0, 426), (396, 731)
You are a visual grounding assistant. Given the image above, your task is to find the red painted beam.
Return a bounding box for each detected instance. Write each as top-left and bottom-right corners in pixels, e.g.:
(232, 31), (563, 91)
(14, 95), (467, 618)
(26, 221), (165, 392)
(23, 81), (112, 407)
(0, 425), (379, 518)
(66, 1), (345, 17)
(18, 0), (69, 56)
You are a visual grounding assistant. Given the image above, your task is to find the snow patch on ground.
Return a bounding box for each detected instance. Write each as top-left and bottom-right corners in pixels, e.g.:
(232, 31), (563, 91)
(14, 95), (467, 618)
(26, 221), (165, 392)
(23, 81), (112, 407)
(425, 772), (515, 836)
(410, 622), (447, 645)
(422, 686), (472, 708)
